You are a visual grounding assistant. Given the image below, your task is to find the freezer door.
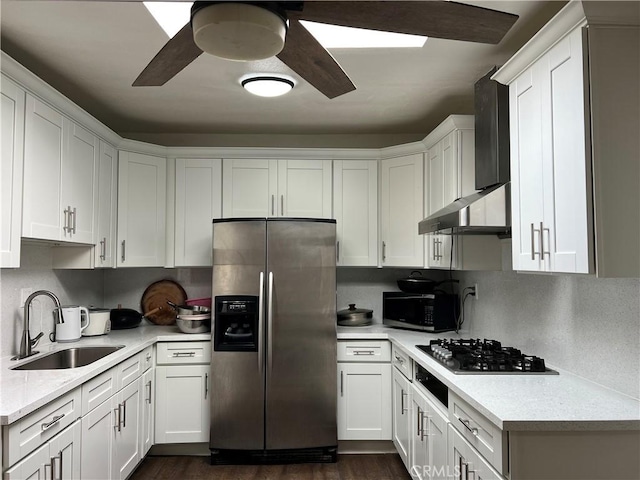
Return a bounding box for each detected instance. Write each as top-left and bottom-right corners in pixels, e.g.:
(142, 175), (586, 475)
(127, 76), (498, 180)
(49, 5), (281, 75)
(210, 219), (266, 450)
(265, 219), (337, 449)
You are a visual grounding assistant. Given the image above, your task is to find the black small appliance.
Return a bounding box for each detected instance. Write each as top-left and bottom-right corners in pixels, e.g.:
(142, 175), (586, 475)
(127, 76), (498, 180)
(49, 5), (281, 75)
(382, 292), (459, 333)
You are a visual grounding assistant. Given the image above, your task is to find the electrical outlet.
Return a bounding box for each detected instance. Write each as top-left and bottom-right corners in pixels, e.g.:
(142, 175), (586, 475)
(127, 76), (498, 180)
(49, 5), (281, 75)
(20, 288), (33, 307)
(474, 283), (479, 300)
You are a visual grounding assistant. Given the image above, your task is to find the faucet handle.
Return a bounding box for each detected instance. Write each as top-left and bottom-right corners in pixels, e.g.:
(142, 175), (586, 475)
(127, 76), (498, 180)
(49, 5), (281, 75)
(31, 332), (44, 348)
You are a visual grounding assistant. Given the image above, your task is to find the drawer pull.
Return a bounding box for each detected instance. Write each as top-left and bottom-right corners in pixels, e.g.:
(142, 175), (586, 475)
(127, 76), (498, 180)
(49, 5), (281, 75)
(41, 413), (65, 431)
(353, 350), (375, 355)
(459, 417), (479, 436)
(394, 354), (405, 364)
(172, 351), (196, 357)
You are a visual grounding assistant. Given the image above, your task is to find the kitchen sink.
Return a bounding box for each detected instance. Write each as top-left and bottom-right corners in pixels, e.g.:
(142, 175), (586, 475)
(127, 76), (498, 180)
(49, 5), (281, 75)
(11, 346), (125, 370)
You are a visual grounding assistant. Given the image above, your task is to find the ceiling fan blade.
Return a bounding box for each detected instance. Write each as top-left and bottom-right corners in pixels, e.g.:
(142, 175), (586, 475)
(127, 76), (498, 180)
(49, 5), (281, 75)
(276, 19), (355, 99)
(133, 22), (203, 86)
(297, 1), (519, 45)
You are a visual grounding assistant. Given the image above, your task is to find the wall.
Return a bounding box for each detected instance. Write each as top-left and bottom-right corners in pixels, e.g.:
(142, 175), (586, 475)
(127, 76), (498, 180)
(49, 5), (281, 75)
(0, 244), (104, 357)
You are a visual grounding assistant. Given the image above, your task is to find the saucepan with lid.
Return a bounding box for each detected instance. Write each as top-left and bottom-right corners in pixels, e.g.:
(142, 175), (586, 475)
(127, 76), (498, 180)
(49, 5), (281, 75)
(337, 304), (373, 326)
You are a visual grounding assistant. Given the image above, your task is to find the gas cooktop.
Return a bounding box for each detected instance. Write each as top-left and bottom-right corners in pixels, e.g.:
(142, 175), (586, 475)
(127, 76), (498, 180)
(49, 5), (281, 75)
(417, 339), (558, 375)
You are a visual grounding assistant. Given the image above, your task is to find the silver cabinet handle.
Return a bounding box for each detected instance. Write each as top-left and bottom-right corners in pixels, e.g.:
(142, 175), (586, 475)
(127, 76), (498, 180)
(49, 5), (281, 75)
(258, 272), (265, 374)
(354, 350), (374, 355)
(172, 351), (196, 357)
(57, 450), (63, 480)
(146, 380), (152, 404)
(416, 406), (422, 437)
(267, 272), (274, 374)
(394, 354), (405, 364)
(63, 206), (71, 233)
(271, 195), (275, 216)
(420, 411), (429, 441)
(540, 221), (550, 258)
(530, 223), (541, 260)
(336, 241), (340, 263)
(401, 389), (408, 414)
(114, 406), (121, 432)
(280, 195), (284, 216)
(459, 417), (478, 436)
(205, 373), (209, 399)
(45, 458), (55, 480)
(100, 237), (106, 261)
(340, 370), (344, 397)
(41, 413), (65, 431)
(382, 241), (386, 261)
(146, 352), (152, 361)
(122, 400), (126, 428)
(71, 207), (77, 234)
(121, 240), (126, 263)
(458, 456), (464, 480)
(432, 237), (436, 261)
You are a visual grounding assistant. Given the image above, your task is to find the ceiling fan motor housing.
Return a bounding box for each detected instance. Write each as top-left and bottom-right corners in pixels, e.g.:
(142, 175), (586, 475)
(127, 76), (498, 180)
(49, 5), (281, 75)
(191, 2), (288, 61)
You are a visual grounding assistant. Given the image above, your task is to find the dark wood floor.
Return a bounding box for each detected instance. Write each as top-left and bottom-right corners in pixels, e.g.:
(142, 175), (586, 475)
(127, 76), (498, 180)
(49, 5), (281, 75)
(130, 454), (412, 480)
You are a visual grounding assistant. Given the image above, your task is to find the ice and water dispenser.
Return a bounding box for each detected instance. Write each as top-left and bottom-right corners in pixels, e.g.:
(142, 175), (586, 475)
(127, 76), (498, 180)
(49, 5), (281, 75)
(213, 296), (258, 352)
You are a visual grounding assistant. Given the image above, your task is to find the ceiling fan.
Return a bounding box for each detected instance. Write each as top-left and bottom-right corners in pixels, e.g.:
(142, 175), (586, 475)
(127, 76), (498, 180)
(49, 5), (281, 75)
(132, 1), (519, 99)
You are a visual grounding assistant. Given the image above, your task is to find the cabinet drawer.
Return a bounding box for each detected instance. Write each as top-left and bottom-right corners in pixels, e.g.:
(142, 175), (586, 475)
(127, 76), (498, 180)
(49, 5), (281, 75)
(449, 392), (504, 473)
(337, 341), (391, 362)
(81, 368), (117, 415)
(5, 388), (81, 467)
(141, 345), (154, 371)
(117, 351), (143, 389)
(391, 344), (413, 380)
(156, 341), (211, 365)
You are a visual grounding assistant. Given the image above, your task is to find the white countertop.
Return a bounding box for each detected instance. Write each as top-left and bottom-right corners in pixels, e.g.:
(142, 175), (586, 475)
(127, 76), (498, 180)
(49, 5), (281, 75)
(0, 325), (209, 425)
(337, 325), (640, 431)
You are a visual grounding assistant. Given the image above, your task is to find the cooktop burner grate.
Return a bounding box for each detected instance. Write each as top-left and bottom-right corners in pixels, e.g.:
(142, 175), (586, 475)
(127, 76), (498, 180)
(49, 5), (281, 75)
(417, 339), (558, 375)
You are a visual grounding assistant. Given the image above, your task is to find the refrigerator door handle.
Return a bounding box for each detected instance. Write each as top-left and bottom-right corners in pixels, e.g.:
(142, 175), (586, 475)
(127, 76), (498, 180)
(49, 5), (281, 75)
(267, 271), (274, 374)
(258, 272), (265, 374)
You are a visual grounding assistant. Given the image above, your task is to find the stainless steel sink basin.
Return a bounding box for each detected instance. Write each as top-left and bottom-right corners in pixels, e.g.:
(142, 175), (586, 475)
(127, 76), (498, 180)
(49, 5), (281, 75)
(12, 346), (125, 370)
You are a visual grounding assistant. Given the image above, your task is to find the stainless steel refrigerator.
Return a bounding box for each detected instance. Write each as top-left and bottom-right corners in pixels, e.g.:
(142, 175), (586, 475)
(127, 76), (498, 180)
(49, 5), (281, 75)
(209, 218), (337, 464)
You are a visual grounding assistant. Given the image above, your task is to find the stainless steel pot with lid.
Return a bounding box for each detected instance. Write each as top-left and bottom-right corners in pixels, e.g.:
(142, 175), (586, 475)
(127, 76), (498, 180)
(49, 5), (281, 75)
(337, 304), (373, 326)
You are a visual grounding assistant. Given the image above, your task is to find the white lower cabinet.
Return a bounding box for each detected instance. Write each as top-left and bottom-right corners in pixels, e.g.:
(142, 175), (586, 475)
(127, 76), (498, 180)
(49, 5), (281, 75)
(140, 367), (155, 457)
(154, 341), (211, 444)
(392, 364), (412, 470)
(5, 419), (82, 480)
(449, 425), (502, 480)
(410, 384), (449, 480)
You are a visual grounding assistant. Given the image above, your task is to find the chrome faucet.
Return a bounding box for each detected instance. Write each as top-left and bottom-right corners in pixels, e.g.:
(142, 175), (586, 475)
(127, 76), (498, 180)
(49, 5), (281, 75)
(12, 290), (63, 360)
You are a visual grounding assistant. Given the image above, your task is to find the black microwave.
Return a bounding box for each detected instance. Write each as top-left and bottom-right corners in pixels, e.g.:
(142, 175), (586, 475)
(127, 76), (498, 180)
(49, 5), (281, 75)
(383, 292), (459, 333)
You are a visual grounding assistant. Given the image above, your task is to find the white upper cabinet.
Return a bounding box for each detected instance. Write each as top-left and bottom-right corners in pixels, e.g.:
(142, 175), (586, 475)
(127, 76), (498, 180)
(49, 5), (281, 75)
(175, 158), (222, 267)
(494, 2), (639, 276)
(277, 159), (332, 218)
(117, 151), (166, 267)
(22, 94), (97, 244)
(1, 75), (25, 268)
(95, 140), (117, 268)
(381, 154), (424, 267)
(222, 158), (332, 219)
(333, 160), (378, 266)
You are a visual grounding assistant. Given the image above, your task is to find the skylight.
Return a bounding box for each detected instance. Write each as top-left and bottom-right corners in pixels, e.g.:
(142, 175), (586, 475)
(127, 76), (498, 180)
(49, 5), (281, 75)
(144, 2), (193, 38)
(299, 21), (427, 49)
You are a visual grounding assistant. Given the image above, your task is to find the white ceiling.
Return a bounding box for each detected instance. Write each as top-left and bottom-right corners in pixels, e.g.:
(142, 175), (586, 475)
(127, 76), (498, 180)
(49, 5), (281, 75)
(0, 1), (565, 147)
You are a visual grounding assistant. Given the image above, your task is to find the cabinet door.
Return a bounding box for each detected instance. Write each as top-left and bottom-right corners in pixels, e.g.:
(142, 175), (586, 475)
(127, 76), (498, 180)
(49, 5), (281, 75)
(140, 368), (155, 457)
(337, 363), (391, 440)
(4, 441), (49, 480)
(410, 387), (428, 480)
(117, 151), (166, 267)
(22, 94), (64, 241)
(81, 395), (116, 480)
(392, 367), (412, 470)
(277, 159), (332, 218)
(61, 119), (98, 244)
(540, 28), (591, 274)
(426, 234), (455, 269)
(426, 397), (449, 480)
(175, 158), (222, 266)
(95, 141), (117, 267)
(48, 419), (81, 480)
(449, 425), (502, 480)
(509, 64), (545, 272)
(333, 160), (378, 266)
(222, 159), (277, 217)
(155, 365), (211, 443)
(1, 75), (25, 268)
(114, 378), (141, 480)
(381, 154), (424, 267)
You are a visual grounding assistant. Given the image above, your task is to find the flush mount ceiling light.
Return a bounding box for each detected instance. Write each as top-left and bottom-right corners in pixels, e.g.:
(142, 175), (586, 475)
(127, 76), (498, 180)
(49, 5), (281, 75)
(191, 3), (287, 61)
(242, 76), (294, 97)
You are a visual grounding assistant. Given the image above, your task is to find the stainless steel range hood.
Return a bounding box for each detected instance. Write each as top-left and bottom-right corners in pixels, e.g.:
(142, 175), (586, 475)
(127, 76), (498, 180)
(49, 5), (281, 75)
(418, 183), (510, 234)
(420, 67), (511, 236)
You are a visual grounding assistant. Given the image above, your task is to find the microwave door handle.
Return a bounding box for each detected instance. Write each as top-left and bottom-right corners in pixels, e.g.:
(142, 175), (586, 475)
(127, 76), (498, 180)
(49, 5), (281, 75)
(258, 272), (265, 375)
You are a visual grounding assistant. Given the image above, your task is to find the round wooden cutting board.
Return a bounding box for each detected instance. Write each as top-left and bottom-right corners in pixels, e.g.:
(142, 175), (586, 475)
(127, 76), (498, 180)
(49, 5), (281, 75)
(141, 279), (187, 325)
